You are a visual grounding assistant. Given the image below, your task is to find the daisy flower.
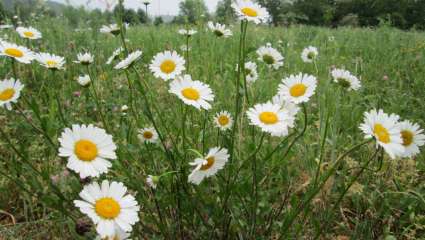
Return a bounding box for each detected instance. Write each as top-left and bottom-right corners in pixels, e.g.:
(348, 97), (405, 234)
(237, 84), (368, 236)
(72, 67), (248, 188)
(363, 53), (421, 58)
(188, 147), (229, 185)
(74, 180), (140, 238)
(178, 29), (197, 37)
(114, 50), (142, 70)
(207, 21), (232, 38)
(100, 24), (121, 36)
(256, 45), (284, 70)
(271, 94), (300, 128)
(149, 50), (185, 81)
(58, 124), (117, 178)
(277, 73), (317, 104)
(146, 175), (159, 189)
(214, 111), (233, 131)
(244, 61), (259, 83)
(331, 68), (361, 91)
(246, 102), (296, 137)
(35, 52), (66, 70)
(398, 120), (425, 158)
(0, 41), (34, 64)
(231, 0), (269, 24)
(16, 26), (42, 40)
(0, 78), (24, 110)
(169, 74), (214, 110)
(95, 226), (131, 240)
(359, 109), (404, 159)
(301, 46), (318, 63)
(74, 52), (94, 65)
(106, 47), (124, 65)
(236, 61), (259, 83)
(137, 127), (159, 144)
(77, 74), (91, 87)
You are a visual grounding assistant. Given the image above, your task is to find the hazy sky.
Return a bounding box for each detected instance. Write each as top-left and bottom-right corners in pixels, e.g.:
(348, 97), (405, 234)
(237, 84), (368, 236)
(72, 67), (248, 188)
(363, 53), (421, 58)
(51, 0), (220, 16)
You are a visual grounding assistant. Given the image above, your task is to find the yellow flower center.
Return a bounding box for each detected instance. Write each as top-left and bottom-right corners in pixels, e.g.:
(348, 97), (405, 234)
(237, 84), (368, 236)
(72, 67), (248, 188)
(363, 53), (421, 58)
(95, 197), (121, 219)
(241, 7), (258, 17)
(0, 88), (15, 101)
(5, 48), (24, 58)
(46, 60), (57, 67)
(23, 31), (34, 38)
(401, 130), (414, 146)
(259, 111), (279, 125)
(200, 156), (215, 171)
(143, 131), (153, 139)
(218, 115), (230, 126)
(181, 87), (200, 100)
(160, 60), (176, 74)
(289, 83), (307, 97)
(74, 139), (98, 161)
(373, 124), (391, 144)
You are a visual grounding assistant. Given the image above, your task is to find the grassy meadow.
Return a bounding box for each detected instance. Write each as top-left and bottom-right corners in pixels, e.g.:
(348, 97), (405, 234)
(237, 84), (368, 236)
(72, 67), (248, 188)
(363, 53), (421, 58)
(0, 14), (425, 240)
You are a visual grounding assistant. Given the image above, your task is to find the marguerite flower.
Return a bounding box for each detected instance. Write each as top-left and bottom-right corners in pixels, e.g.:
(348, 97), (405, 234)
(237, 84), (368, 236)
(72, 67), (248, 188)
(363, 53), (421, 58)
(35, 52), (66, 70)
(244, 61), (259, 83)
(236, 61), (259, 83)
(0, 41), (34, 64)
(331, 68), (361, 91)
(74, 180), (140, 238)
(271, 94), (300, 128)
(77, 74), (91, 87)
(359, 109), (404, 159)
(246, 102), (296, 137)
(137, 127), (159, 144)
(169, 74), (214, 110)
(277, 73), (317, 104)
(114, 50), (142, 70)
(214, 111), (233, 131)
(0, 78), (24, 110)
(301, 46), (318, 63)
(256, 45), (284, 69)
(16, 26), (42, 40)
(398, 120), (425, 158)
(106, 47), (124, 65)
(149, 51), (185, 81)
(146, 175), (159, 189)
(188, 147), (229, 185)
(95, 227), (131, 240)
(178, 29), (197, 37)
(207, 21), (232, 38)
(100, 24), (121, 36)
(231, 0), (269, 24)
(74, 52), (94, 65)
(58, 124), (117, 178)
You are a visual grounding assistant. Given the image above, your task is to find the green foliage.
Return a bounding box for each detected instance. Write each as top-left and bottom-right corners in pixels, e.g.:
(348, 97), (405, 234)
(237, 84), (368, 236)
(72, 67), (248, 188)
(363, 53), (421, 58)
(1, 14), (425, 238)
(154, 16), (164, 26)
(174, 0), (209, 24)
(215, 0), (234, 24)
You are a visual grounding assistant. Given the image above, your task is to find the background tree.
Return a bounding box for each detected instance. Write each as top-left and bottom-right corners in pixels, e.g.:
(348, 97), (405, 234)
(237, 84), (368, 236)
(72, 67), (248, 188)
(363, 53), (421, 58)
(215, 0), (234, 24)
(154, 16), (164, 26)
(174, 0), (209, 24)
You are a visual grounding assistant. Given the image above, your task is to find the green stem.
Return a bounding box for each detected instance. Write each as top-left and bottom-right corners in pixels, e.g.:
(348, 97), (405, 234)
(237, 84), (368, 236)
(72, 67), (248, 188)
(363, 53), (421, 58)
(313, 147), (381, 239)
(314, 108), (331, 186)
(279, 139), (373, 238)
(86, 67), (109, 131)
